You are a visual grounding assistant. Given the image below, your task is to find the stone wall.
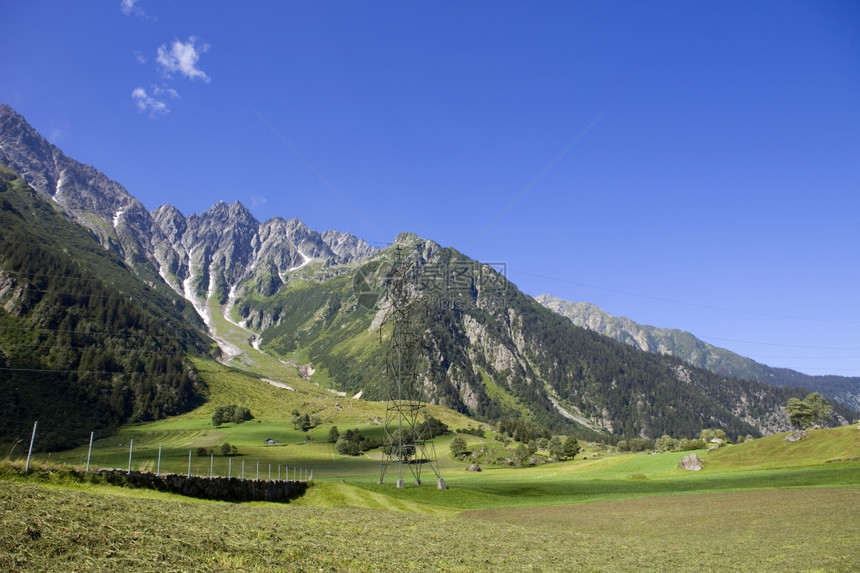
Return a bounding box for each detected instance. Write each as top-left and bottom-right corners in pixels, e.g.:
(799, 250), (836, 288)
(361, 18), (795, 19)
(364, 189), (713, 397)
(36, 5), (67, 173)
(97, 470), (309, 502)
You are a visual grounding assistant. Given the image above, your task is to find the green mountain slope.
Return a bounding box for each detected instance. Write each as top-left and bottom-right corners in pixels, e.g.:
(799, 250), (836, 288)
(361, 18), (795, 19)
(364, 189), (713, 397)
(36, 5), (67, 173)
(235, 235), (826, 441)
(0, 165), (213, 449)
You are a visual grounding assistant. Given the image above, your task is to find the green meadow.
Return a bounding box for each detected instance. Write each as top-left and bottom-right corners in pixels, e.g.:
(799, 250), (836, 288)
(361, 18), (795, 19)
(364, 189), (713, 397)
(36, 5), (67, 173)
(5, 355), (860, 571)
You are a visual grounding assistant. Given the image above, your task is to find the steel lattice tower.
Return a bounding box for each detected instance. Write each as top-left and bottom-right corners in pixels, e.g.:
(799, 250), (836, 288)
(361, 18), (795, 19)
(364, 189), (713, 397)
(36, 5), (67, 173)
(377, 250), (446, 489)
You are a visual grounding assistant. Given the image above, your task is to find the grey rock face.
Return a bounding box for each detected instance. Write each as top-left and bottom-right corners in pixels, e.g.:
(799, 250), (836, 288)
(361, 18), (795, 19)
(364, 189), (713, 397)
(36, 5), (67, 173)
(320, 229), (378, 262)
(0, 104), (152, 257)
(678, 453), (704, 471)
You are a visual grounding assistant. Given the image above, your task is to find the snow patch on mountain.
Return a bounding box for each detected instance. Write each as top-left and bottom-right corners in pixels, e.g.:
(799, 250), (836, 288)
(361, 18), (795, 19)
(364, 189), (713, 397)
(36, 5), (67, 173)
(182, 252), (209, 328)
(54, 170), (65, 200)
(289, 250), (313, 272)
(156, 260), (176, 291)
(206, 262), (217, 304)
(223, 284), (242, 327)
(223, 284), (266, 355)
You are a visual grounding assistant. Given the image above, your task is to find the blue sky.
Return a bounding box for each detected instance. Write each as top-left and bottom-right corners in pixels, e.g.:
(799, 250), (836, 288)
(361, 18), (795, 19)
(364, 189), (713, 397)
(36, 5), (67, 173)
(1, 1), (859, 376)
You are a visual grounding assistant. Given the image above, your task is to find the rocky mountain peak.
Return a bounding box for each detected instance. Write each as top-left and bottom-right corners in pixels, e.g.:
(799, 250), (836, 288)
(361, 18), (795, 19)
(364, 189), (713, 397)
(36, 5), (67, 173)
(190, 201), (257, 231)
(151, 204), (188, 243)
(0, 104), (147, 253)
(0, 105), (380, 355)
(0, 105), (63, 196)
(320, 229), (378, 263)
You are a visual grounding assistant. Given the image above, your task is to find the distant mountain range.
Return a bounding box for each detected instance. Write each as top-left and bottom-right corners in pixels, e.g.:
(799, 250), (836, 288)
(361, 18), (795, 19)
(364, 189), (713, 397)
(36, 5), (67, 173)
(536, 295), (860, 411)
(1, 104), (855, 448)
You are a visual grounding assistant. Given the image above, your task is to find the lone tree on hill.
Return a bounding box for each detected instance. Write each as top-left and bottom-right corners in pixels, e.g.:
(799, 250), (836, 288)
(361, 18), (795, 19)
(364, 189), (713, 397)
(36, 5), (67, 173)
(219, 442), (238, 456)
(450, 435), (468, 458)
(548, 436), (564, 459)
(290, 409), (317, 432)
(787, 392), (832, 430)
(562, 436), (579, 460)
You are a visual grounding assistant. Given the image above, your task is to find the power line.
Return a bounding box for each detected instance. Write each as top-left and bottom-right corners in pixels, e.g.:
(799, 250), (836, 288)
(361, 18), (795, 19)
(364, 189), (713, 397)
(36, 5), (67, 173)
(0, 366), (184, 375)
(0, 342), (188, 356)
(0, 269), (106, 283)
(745, 354), (860, 360)
(761, 366), (860, 373)
(0, 287), (151, 301)
(253, 109), (386, 243)
(699, 335), (860, 352)
(470, 110), (606, 248)
(0, 325), (201, 346)
(513, 268), (860, 325)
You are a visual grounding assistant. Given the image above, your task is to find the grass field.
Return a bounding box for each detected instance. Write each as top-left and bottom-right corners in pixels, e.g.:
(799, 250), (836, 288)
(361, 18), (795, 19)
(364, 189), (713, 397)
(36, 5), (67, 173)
(2, 478), (857, 572)
(5, 347), (860, 571)
(24, 355), (480, 480)
(6, 425), (859, 571)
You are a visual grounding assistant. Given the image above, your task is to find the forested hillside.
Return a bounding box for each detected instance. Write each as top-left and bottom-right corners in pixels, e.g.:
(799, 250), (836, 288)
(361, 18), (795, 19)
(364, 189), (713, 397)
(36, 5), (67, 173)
(537, 295), (860, 411)
(239, 236), (832, 441)
(0, 166), (212, 449)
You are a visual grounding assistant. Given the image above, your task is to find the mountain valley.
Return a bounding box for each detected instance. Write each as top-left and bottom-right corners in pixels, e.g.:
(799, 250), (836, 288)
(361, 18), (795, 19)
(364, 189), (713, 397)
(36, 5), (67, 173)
(1, 104), (855, 450)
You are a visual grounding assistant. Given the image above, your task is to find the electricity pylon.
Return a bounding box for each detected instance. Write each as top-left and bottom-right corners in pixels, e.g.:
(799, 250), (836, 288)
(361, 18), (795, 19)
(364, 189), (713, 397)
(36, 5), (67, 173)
(377, 249), (446, 489)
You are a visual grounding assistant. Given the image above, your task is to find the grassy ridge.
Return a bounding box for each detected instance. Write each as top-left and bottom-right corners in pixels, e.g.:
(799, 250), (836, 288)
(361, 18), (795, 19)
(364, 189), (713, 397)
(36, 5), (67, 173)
(706, 426), (860, 469)
(24, 355), (478, 480)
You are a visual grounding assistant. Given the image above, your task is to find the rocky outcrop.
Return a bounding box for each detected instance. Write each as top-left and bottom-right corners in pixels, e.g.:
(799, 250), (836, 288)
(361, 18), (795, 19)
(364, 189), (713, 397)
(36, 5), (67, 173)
(784, 430), (808, 442)
(0, 269), (32, 315)
(321, 229), (378, 262)
(147, 203), (379, 307)
(678, 453), (704, 471)
(0, 104), (155, 260)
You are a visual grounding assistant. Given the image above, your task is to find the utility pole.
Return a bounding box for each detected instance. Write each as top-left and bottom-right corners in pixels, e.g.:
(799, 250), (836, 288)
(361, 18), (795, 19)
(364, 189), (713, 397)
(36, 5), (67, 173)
(25, 421), (37, 473)
(377, 248), (445, 489)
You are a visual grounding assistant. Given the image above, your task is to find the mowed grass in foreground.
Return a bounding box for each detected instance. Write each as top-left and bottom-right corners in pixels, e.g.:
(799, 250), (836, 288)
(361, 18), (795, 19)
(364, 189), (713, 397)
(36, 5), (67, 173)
(4, 427), (859, 571)
(2, 480), (857, 572)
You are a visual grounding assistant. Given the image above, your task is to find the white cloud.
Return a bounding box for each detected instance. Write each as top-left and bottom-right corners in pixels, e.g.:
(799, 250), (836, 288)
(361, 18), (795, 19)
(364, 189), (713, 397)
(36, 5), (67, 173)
(157, 36), (210, 82)
(134, 51), (147, 64)
(251, 195), (268, 207)
(151, 84), (179, 99)
(121, 0), (149, 18)
(132, 85), (179, 117)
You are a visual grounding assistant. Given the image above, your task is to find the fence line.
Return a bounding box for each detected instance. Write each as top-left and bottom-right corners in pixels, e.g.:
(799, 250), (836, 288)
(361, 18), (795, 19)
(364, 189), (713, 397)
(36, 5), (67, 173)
(18, 421), (315, 484)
